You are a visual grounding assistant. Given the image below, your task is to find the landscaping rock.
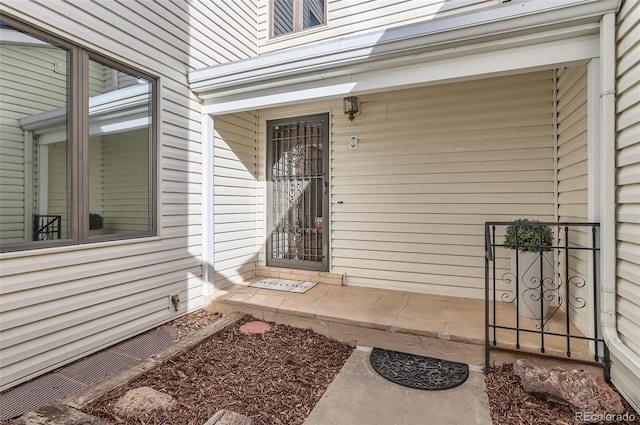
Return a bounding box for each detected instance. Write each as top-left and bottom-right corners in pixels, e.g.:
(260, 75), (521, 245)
(13, 402), (112, 425)
(112, 386), (175, 416)
(513, 358), (624, 415)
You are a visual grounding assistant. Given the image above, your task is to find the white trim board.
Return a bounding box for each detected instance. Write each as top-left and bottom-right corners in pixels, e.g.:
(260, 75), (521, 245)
(200, 31), (599, 115)
(190, 0), (617, 114)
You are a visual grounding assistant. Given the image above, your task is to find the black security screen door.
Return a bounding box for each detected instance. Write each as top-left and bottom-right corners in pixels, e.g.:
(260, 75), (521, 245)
(267, 114), (329, 271)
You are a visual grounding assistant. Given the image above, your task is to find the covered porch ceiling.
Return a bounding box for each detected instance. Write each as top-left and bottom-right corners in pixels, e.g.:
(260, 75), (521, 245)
(188, 0), (619, 115)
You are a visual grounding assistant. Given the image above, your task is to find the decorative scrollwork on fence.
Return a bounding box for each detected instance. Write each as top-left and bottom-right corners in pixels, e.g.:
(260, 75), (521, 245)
(567, 276), (587, 309)
(500, 267), (590, 321)
(485, 222), (606, 379)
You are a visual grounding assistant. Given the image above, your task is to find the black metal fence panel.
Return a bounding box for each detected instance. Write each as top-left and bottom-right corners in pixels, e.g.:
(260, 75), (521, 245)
(484, 221), (609, 380)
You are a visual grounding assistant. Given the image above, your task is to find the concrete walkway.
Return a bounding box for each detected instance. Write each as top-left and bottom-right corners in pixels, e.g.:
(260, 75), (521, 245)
(304, 347), (493, 425)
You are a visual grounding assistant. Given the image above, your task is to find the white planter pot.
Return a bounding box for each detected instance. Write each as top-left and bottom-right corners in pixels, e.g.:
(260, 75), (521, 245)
(510, 251), (553, 320)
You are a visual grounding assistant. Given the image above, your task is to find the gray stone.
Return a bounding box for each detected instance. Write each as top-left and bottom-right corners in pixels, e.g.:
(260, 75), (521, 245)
(13, 402), (112, 425)
(513, 358), (624, 415)
(112, 386), (176, 416)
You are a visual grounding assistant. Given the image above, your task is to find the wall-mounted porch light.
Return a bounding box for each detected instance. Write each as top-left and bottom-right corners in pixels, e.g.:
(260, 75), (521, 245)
(343, 96), (360, 121)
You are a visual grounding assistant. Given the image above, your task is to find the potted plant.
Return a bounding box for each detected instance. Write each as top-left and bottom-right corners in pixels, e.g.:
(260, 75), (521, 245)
(504, 219), (554, 320)
(89, 213), (104, 236)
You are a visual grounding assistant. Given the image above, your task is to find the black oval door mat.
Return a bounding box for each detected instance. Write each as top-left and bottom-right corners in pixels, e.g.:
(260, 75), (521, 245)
(369, 348), (469, 391)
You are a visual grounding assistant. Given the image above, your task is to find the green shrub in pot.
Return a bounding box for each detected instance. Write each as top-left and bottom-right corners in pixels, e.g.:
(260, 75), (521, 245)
(89, 213), (103, 231)
(504, 219), (554, 320)
(504, 219), (553, 252)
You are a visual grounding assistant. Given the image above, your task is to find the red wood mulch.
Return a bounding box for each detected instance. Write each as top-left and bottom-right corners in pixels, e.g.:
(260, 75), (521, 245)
(84, 317), (354, 425)
(485, 363), (640, 425)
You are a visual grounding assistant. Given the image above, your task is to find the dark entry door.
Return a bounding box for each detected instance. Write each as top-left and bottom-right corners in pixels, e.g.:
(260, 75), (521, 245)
(266, 114), (329, 271)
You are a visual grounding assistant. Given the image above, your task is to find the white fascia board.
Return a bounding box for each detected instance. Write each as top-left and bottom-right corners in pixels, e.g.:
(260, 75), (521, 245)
(202, 31), (599, 115)
(202, 81), (357, 115)
(20, 108), (67, 132)
(352, 34), (599, 93)
(89, 115), (150, 137)
(0, 28), (52, 47)
(36, 114), (150, 145)
(203, 22), (599, 102)
(37, 129), (66, 145)
(189, 0), (618, 101)
(20, 84), (150, 137)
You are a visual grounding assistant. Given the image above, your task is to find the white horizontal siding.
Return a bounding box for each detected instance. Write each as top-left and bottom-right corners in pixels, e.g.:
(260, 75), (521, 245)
(331, 72), (555, 297)
(556, 65), (591, 336)
(0, 0), (256, 391)
(47, 143), (68, 235)
(212, 112), (259, 287)
(0, 44), (68, 243)
(614, 0), (640, 410)
(258, 0), (494, 53)
(101, 130), (150, 233)
(256, 71), (555, 298)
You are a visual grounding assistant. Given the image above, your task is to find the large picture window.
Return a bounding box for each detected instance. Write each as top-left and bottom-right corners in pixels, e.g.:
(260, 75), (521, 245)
(272, 0), (326, 37)
(0, 18), (157, 252)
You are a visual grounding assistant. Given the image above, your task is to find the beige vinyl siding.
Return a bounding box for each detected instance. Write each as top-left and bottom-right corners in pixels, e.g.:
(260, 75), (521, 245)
(616, 0), (640, 362)
(257, 71), (555, 298)
(0, 44), (67, 243)
(101, 130), (150, 233)
(258, 0), (493, 53)
(0, 0), (256, 391)
(331, 72), (555, 298)
(89, 60), (108, 96)
(212, 112), (259, 287)
(46, 143), (68, 235)
(556, 65), (591, 335)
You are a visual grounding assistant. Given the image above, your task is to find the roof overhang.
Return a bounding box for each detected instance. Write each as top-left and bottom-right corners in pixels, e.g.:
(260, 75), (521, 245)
(189, 0), (620, 115)
(20, 84), (151, 145)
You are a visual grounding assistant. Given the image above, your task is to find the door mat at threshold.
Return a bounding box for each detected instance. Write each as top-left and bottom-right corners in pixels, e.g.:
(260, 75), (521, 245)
(369, 348), (469, 391)
(249, 278), (317, 293)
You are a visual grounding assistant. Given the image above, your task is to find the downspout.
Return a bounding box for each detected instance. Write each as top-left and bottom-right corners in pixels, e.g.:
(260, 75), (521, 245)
(599, 10), (640, 391)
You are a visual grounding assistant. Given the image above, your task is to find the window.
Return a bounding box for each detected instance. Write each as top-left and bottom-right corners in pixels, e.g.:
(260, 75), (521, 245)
(0, 17), (157, 252)
(272, 0), (326, 38)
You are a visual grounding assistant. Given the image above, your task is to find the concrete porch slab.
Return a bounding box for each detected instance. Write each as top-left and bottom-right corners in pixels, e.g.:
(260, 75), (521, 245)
(205, 281), (597, 368)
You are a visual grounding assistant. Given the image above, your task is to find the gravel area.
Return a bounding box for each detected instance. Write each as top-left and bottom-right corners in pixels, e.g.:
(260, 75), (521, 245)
(170, 309), (224, 339)
(485, 363), (640, 425)
(84, 314), (354, 425)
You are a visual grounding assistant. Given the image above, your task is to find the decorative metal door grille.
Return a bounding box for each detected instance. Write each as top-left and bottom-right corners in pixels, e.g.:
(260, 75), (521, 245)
(267, 114), (328, 271)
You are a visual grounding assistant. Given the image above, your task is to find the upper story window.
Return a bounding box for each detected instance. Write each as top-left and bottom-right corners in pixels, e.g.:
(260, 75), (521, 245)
(0, 17), (157, 252)
(272, 0), (326, 38)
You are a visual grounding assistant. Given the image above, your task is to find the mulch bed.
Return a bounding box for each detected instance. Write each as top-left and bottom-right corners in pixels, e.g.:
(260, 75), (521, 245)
(84, 316), (354, 425)
(485, 363), (640, 425)
(5, 308), (640, 425)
